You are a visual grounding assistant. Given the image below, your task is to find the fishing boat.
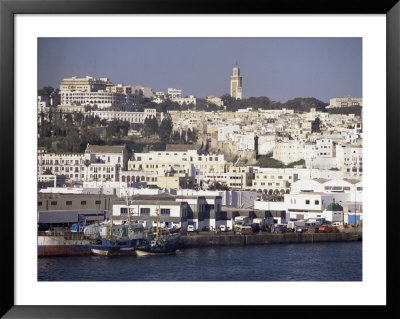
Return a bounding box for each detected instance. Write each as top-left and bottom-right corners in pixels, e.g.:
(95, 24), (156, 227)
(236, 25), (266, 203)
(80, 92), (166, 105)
(90, 238), (120, 256)
(90, 196), (145, 256)
(135, 204), (181, 256)
(38, 230), (91, 257)
(90, 208), (121, 256)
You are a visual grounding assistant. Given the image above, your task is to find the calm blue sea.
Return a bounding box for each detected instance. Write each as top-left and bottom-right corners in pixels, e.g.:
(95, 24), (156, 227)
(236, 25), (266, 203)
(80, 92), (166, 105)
(38, 242), (362, 281)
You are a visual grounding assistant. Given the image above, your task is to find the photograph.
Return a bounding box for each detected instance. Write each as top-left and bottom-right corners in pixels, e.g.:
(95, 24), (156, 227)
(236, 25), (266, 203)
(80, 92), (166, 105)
(37, 37), (363, 282)
(3, 5), (396, 316)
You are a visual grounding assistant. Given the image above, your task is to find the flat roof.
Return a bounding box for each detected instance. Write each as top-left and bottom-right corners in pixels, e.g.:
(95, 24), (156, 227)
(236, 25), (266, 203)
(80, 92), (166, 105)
(86, 145), (125, 153)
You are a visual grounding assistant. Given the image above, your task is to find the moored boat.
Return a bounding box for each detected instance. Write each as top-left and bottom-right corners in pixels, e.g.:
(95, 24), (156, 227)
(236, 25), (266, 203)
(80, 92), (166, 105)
(90, 238), (121, 256)
(38, 231), (91, 257)
(135, 233), (181, 256)
(135, 204), (181, 256)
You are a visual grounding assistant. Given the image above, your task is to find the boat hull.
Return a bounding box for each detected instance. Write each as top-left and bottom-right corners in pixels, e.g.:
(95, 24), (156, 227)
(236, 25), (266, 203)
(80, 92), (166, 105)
(38, 236), (91, 257)
(38, 244), (91, 257)
(135, 249), (176, 257)
(90, 247), (120, 256)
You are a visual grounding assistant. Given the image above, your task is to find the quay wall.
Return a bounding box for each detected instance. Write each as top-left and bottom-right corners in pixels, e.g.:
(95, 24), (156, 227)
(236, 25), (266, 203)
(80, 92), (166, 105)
(178, 231), (362, 249)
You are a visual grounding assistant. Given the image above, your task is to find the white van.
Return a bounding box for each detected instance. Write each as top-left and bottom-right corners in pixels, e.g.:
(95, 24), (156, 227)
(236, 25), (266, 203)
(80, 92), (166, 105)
(187, 225), (195, 232)
(220, 225), (226, 232)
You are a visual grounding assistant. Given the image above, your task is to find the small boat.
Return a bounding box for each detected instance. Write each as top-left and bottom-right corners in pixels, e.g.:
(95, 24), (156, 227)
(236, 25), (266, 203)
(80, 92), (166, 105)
(90, 238), (120, 256)
(135, 204), (181, 256)
(135, 233), (181, 256)
(90, 209), (121, 256)
(90, 198), (145, 256)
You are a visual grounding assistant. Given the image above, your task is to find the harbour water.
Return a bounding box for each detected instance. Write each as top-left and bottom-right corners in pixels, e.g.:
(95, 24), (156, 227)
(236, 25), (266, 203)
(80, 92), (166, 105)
(38, 241), (362, 281)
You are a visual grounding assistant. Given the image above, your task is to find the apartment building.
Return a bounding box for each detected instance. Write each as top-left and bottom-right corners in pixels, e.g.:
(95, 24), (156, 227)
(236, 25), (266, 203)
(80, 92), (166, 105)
(60, 91), (137, 109)
(38, 152), (86, 182)
(128, 150), (227, 174)
(273, 140), (304, 165)
(38, 145), (127, 184)
(226, 166), (254, 190)
(91, 108), (156, 124)
(252, 168), (298, 194)
(328, 97), (362, 108)
(60, 76), (113, 92)
(336, 145), (363, 177)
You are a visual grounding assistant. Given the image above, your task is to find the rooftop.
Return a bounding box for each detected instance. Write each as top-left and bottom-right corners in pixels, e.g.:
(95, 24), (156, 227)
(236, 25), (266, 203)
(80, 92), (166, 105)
(85, 144), (125, 153)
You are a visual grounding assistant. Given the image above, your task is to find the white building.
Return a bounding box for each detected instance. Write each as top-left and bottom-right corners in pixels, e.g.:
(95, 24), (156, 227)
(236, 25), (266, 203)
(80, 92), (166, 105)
(328, 97), (362, 108)
(128, 150), (227, 174)
(206, 95), (224, 107)
(60, 76), (113, 92)
(112, 195), (188, 229)
(91, 108), (156, 124)
(257, 135), (276, 155)
(252, 168), (298, 194)
(172, 95), (197, 106)
(336, 145), (363, 177)
(284, 192), (335, 221)
(218, 124), (240, 142)
(232, 133), (255, 151)
(167, 88), (182, 99)
(273, 140), (304, 165)
(60, 91), (138, 109)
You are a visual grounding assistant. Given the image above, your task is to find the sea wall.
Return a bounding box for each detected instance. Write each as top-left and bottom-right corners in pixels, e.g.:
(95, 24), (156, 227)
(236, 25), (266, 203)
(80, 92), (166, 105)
(178, 231), (362, 249)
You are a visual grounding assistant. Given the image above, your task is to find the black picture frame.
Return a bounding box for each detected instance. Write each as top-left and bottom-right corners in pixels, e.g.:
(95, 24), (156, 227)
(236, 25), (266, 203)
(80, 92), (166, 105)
(1, 0), (398, 318)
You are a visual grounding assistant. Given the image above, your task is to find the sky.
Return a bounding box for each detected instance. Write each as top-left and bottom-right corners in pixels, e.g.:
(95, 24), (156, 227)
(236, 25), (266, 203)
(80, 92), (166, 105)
(38, 38), (362, 103)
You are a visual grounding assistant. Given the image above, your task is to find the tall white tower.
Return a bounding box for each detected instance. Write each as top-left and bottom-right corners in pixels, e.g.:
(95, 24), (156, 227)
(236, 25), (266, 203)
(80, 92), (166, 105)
(230, 63), (243, 99)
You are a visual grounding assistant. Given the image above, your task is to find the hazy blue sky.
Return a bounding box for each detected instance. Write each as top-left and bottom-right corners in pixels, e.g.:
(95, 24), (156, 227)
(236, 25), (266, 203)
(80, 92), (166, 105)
(38, 38), (362, 103)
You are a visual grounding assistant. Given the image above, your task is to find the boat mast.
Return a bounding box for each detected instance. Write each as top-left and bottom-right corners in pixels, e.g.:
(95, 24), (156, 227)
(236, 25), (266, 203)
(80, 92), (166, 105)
(155, 201), (160, 241)
(126, 191), (131, 225)
(109, 207), (113, 240)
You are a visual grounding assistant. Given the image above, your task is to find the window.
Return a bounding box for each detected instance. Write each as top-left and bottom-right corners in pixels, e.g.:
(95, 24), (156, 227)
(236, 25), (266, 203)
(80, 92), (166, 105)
(161, 209), (170, 216)
(120, 208), (128, 216)
(81, 201), (87, 205)
(95, 200), (101, 205)
(51, 201), (57, 205)
(66, 201), (72, 205)
(38, 201), (42, 206)
(140, 208), (150, 216)
(305, 200), (310, 205)
(315, 200), (320, 205)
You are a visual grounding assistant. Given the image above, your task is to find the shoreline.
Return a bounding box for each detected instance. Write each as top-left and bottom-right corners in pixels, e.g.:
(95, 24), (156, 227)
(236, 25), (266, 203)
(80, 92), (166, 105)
(178, 229), (362, 249)
(37, 229), (362, 257)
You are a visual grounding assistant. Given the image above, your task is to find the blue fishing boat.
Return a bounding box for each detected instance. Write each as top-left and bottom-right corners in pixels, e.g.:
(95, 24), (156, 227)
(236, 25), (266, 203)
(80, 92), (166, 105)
(135, 205), (181, 256)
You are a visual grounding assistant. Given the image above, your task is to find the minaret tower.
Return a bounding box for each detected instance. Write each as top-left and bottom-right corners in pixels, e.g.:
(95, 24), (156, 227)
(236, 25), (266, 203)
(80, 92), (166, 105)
(230, 62), (243, 99)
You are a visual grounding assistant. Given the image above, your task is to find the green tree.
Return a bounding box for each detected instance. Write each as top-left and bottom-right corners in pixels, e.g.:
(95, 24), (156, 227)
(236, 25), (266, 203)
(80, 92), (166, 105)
(187, 128), (198, 144)
(180, 130), (187, 144)
(172, 131), (180, 144)
(158, 116), (173, 144)
(38, 86), (55, 98)
(143, 116), (158, 137)
(73, 112), (84, 125)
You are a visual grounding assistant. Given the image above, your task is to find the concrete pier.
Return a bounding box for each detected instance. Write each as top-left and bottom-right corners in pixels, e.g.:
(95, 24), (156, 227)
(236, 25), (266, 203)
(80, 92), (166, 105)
(178, 230), (362, 249)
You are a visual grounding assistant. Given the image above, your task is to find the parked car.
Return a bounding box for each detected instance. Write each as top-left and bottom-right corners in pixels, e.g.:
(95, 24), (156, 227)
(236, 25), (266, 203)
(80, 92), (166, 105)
(219, 225), (227, 232)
